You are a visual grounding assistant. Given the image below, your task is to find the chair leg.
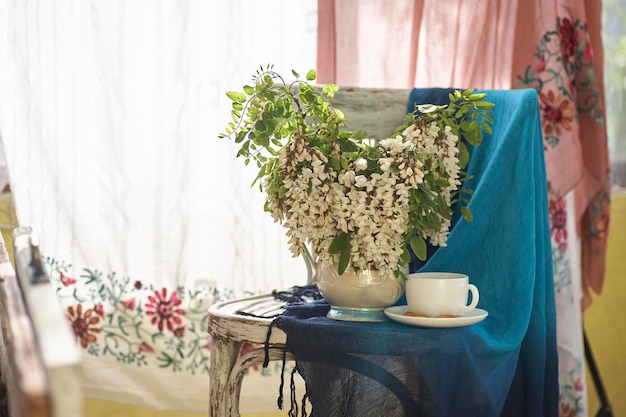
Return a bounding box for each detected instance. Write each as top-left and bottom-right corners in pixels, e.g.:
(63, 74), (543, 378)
(226, 347), (294, 417)
(209, 338), (242, 417)
(583, 330), (613, 417)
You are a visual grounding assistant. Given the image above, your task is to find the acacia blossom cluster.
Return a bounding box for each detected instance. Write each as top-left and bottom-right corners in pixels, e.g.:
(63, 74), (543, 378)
(266, 121), (462, 279)
(403, 122), (461, 247)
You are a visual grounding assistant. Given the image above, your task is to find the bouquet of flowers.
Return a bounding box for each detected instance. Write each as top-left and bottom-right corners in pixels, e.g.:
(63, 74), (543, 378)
(220, 65), (493, 280)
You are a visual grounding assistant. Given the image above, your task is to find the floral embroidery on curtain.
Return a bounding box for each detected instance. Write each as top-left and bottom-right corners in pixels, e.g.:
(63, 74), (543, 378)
(48, 257), (280, 378)
(550, 197), (574, 295)
(516, 15), (610, 304)
(549, 196), (584, 416)
(515, 15), (609, 417)
(558, 358), (586, 417)
(516, 17), (603, 149)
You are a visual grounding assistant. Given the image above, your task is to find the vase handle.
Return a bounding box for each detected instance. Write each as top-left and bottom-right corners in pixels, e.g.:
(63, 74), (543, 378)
(302, 244), (316, 285)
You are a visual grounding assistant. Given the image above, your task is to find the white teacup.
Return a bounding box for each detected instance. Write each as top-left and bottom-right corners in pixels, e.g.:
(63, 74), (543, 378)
(405, 272), (479, 318)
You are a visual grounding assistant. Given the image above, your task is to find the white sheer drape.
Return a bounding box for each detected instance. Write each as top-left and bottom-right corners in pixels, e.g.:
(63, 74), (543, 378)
(0, 0), (316, 412)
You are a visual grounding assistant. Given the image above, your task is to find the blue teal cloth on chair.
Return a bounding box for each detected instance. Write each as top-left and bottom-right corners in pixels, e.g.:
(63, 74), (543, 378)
(272, 88), (559, 417)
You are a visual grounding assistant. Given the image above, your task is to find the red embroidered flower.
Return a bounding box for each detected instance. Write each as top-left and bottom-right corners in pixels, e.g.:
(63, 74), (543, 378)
(583, 39), (594, 60)
(539, 91), (575, 136)
(536, 57), (547, 73)
(138, 341), (155, 353)
(173, 326), (186, 339)
(134, 280), (143, 290)
(122, 297), (136, 310)
(559, 401), (577, 417)
(575, 378), (584, 392)
(549, 198), (568, 248)
(593, 211), (610, 245)
(94, 303), (105, 317)
(60, 273), (77, 286)
(559, 18), (579, 63)
(67, 304), (101, 348)
(145, 287), (185, 333)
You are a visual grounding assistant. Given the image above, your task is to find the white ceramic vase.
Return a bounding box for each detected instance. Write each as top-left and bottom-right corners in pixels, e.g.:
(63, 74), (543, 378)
(313, 260), (406, 322)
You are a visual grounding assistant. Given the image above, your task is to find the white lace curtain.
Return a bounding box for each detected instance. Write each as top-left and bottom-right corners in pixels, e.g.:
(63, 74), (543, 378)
(0, 0), (316, 412)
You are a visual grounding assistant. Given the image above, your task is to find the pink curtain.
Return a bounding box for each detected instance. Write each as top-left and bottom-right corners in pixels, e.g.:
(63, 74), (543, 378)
(318, 0), (609, 310)
(317, 1), (610, 416)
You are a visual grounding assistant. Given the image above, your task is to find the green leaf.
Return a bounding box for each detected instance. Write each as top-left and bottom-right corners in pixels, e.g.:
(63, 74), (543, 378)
(236, 141), (250, 157)
(255, 120), (267, 131)
(424, 213), (442, 231)
(468, 93), (487, 101)
(435, 178), (450, 188)
(481, 113), (493, 124)
(291, 69), (300, 78)
(463, 88), (475, 96)
(461, 206), (474, 222)
(455, 106), (469, 118)
(475, 101), (495, 110)
(338, 244), (351, 275)
(462, 123), (481, 147)
(394, 268), (407, 279)
(256, 132), (270, 148)
(338, 137), (360, 152)
(458, 142), (469, 168)
(243, 85), (254, 95)
(306, 69), (317, 81)
(328, 233), (348, 254)
(226, 91), (246, 103)
(410, 236), (427, 261)
(400, 246), (411, 265)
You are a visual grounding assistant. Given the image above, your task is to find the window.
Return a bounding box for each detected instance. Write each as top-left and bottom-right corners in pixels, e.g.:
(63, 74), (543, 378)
(604, 0), (626, 189)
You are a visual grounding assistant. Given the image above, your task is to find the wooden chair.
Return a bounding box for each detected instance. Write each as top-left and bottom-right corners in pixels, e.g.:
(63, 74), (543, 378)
(208, 295), (290, 417)
(0, 227), (82, 417)
(207, 88), (410, 417)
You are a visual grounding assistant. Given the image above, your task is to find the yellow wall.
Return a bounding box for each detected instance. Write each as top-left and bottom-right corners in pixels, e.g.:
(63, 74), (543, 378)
(585, 193), (626, 416)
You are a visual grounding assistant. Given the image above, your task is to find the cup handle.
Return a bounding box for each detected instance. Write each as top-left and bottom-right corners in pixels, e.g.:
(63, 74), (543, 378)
(459, 284), (479, 314)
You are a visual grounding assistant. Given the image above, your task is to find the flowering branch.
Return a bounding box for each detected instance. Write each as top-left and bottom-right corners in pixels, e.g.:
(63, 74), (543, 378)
(220, 65), (494, 279)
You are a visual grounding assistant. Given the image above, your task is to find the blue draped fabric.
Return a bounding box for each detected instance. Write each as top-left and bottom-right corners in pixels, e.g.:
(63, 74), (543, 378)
(272, 88), (559, 417)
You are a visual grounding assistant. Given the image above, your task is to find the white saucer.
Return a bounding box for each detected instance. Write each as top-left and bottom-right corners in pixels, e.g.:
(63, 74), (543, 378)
(384, 306), (488, 328)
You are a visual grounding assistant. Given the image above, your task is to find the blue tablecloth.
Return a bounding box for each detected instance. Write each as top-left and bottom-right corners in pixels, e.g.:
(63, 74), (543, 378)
(273, 88), (559, 417)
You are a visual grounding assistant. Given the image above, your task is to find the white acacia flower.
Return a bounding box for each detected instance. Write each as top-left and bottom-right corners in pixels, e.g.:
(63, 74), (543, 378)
(340, 170), (356, 187)
(355, 175), (367, 188)
(379, 157), (393, 172)
(355, 158), (368, 171)
(379, 136), (412, 155)
(402, 124), (416, 135)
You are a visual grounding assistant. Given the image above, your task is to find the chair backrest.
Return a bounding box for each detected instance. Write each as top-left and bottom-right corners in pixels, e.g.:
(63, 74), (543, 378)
(331, 87), (409, 139)
(0, 228), (82, 417)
